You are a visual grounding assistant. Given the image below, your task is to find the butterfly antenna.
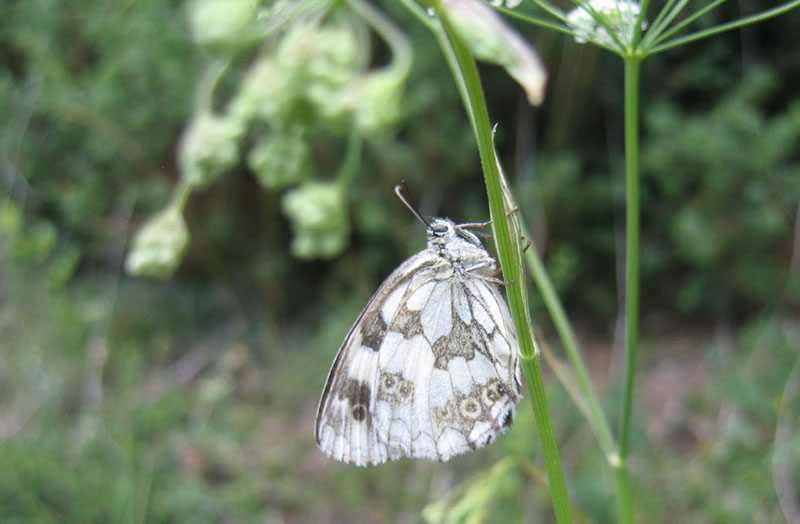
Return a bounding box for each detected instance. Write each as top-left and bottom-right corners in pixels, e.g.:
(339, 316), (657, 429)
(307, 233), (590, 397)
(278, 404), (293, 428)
(394, 182), (430, 228)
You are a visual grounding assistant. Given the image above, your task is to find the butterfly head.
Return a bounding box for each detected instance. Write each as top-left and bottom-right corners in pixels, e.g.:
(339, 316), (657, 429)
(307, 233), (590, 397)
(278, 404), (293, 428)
(427, 217), (479, 244)
(426, 217), (495, 271)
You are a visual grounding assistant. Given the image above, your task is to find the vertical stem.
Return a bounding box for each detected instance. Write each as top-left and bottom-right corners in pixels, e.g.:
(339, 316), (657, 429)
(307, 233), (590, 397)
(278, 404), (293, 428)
(619, 57), (640, 459)
(522, 229), (616, 458)
(614, 458), (634, 524)
(615, 55), (641, 524)
(438, 9), (573, 524)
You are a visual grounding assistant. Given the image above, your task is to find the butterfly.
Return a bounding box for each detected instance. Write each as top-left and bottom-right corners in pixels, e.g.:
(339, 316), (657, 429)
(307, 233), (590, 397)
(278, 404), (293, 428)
(315, 186), (522, 466)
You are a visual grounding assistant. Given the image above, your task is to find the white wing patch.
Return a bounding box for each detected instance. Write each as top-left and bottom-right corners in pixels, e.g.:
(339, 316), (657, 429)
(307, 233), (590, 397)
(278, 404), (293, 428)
(315, 218), (522, 466)
(420, 282), (452, 342)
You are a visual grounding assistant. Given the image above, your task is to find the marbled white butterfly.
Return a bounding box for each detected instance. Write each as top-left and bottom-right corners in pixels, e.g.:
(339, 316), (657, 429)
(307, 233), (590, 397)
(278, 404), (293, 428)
(315, 186), (522, 466)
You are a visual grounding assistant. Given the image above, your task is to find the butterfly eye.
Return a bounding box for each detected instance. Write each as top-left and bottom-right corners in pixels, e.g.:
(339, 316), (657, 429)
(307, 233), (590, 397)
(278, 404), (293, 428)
(429, 222), (449, 236)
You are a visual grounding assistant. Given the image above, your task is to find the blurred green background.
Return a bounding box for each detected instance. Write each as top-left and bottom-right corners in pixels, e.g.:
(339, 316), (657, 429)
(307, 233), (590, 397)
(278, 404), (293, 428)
(1, 0), (799, 522)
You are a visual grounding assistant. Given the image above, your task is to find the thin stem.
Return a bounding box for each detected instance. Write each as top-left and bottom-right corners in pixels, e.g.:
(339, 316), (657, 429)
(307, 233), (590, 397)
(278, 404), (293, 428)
(522, 229), (616, 457)
(438, 6), (574, 524)
(348, 0), (412, 75)
(335, 129), (363, 188)
(640, 0), (694, 48)
(650, 0), (729, 46)
(611, 56), (641, 524)
(494, 5), (574, 35)
(614, 457), (634, 524)
(527, 0), (570, 22)
(396, 0), (437, 29)
(619, 57), (640, 461)
(196, 59), (230, 114)
(650, 0), (800, 54)
(396, 0), (472, 123)
(632, 0), (651, 46)
(169, 179), (193, 212)
(641, 0), (684, 43)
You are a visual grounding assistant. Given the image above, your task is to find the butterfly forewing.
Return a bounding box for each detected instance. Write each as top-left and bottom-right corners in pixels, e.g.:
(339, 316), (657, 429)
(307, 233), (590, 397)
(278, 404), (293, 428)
(315, 218), (522, 466)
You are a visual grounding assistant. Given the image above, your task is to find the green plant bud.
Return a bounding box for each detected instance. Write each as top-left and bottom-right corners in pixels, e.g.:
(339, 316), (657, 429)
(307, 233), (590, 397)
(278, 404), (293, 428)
(352, 70), (404, 135)
(281, 181), (350, 259)
(125, 207), (190, 279)
(247, 131), (312, 190)
(188, 0), (258, 53)
(277, 21), (361, 86)
(178, 112), (243, 188)
(276, 20), (363, 121)
(230, 56), (291, 125)
(442, 0), (546, 105)
(566, 0), (646, 47)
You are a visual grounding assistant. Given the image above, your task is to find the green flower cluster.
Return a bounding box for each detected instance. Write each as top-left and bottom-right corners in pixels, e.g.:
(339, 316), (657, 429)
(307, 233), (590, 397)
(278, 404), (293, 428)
(125, 207), (190, 279)
(188, 0), (259, 53)
(281, 182), (349, 260)
(126, 0), (411, 276)
(179, 112), (244, 188)
(247, 129), (312, 190)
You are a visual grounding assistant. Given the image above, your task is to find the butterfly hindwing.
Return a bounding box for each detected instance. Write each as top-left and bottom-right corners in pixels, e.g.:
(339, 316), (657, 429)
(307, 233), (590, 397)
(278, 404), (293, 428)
(315, 252), (437, 465)
(315, 218), (522, 466)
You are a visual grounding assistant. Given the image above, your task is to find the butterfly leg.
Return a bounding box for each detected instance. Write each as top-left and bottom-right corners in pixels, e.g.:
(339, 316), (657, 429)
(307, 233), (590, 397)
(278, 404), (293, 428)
(463, 261), (514, 286)
(456, 207), (518, 232)
(464, 270), (514, 286)
(456, 220), (492, 230)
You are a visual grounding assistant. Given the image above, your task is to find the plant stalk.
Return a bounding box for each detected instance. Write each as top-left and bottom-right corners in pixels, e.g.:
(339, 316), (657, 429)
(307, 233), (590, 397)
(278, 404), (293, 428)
(614, 55), (641, 524)
(438, 7), (574, 524)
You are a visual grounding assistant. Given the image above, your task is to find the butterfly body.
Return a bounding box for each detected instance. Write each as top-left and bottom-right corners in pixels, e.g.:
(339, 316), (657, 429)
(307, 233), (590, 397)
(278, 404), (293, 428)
(316, 217), (522, 466)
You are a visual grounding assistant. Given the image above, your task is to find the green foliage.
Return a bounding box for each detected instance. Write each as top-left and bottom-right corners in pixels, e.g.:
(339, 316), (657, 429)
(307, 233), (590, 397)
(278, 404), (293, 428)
(1, 0), (196, 271)
(642, 69), (800, 315)
(2, 0), (799, 522)
(533, 69), (799, 320)
(634, 318), (798, 522)
(423, 458), (524, 524)
(124, 0), (413, 272)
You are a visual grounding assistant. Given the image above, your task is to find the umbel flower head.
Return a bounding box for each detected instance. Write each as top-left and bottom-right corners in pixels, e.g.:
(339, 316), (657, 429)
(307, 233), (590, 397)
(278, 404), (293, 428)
(566, 0), (646, 47)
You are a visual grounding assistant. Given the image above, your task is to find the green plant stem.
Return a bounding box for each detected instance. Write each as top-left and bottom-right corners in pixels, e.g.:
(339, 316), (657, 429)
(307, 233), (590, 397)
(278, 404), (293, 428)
(619, 57), (640, 459)
(438, 7), (573, 524)
(494, 5), (573, 34)
(650, 0), (800, 54)
(614, 457), (633, 524)
(522, 231), (616, 456)
(640, 0), (694, 48)
(527, 0), (570, 23)
(335, 130), (363, 188)
(348, 0), (412, 75)
(396, 0), (472, 123)
(614, 55), (641, 524)
(649, 0), (728, 47)
(522, 224), (635, 524)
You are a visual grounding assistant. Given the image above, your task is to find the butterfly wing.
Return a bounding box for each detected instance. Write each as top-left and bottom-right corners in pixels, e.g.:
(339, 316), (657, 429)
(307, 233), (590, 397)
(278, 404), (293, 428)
(315, 250), (440, 465)
(316, 247), (522, 466)
(372, 275), (521, 461)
